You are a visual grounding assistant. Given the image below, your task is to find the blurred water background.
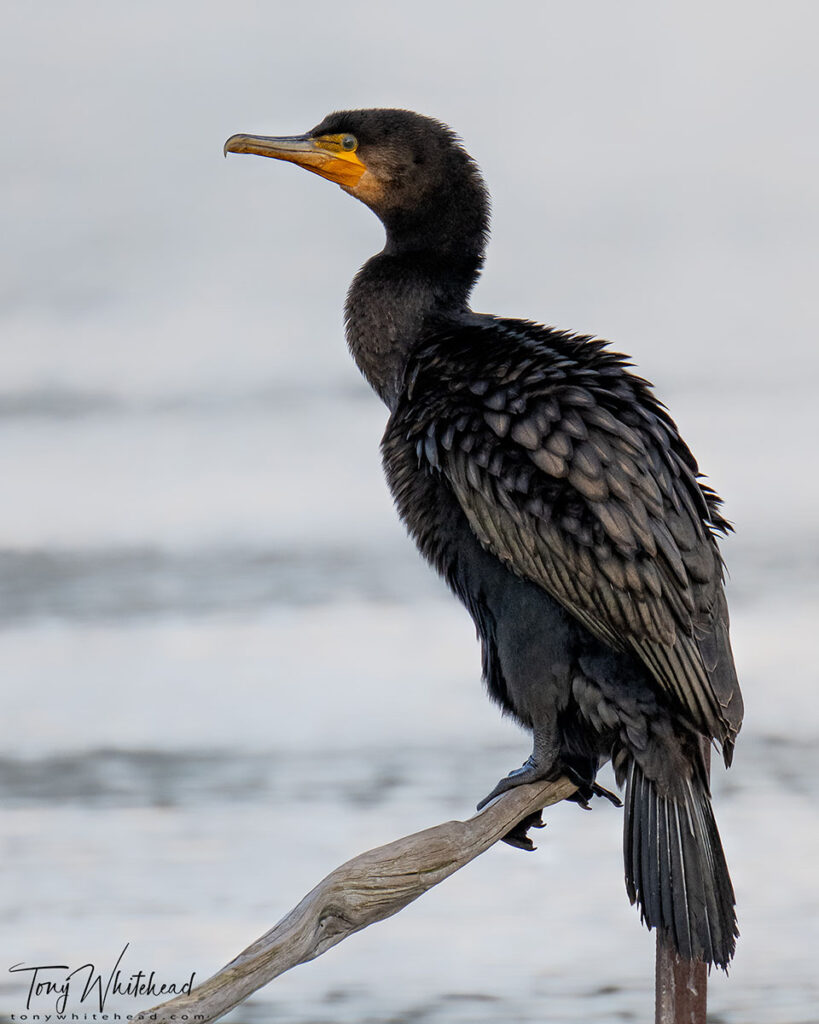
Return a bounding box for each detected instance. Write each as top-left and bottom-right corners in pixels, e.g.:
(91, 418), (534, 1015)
(2, 2), (818, 1022)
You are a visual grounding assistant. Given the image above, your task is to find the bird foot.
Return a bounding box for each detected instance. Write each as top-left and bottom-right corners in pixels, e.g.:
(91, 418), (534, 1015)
(476, 756), (622, 850)
(475, 758), (551, 850)
(563, 767), (622, 810)
(588, 780), (622, 808)
(501, 810), (545, 851)
(476, 756), (550, 812)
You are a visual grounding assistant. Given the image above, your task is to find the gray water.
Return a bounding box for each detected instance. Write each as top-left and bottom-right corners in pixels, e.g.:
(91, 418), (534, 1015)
(2, 3), (819, 1022)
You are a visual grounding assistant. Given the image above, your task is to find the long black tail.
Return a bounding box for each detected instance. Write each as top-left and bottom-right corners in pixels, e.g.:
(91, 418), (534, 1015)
(624, 759), (738, 969)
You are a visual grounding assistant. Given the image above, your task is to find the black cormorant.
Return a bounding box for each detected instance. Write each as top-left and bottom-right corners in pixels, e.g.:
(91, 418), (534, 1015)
(225, 109), (743, 968)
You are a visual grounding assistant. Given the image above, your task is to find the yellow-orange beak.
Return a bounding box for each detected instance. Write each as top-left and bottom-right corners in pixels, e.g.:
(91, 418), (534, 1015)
(223, 132), (366, 189)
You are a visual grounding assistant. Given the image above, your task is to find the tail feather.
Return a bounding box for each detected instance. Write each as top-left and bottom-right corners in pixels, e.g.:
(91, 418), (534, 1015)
(624, 759), (738, 969)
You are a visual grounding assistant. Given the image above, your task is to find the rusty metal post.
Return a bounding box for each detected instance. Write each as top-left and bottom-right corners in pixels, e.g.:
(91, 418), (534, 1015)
(655, 743), (711, 1024)
(655, 938), (707, 1023)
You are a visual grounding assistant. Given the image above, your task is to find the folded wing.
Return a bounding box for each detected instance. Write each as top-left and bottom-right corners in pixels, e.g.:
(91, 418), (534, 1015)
(395, 319), (743, 759)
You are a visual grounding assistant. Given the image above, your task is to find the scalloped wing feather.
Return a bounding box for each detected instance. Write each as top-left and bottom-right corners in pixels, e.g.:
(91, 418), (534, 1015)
(397, 318), (743, 755)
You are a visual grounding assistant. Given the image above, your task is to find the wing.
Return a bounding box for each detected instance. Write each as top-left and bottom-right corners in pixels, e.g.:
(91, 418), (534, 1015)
(393, 318), (743, 759)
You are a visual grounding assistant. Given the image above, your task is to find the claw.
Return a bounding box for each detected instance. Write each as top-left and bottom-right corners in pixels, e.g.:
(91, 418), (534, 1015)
(569, 793), (592, 810)
(476, 757), (544, 811)
(476, 776), (515, 811)
(561, 763), (623, 809)
(590, 781), (622, 807)
(564, 775), (623, 809)
(501, 810), (545, 851)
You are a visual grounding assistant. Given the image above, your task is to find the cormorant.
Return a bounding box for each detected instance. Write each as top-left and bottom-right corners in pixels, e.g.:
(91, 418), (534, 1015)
(225, 109), (743, 968)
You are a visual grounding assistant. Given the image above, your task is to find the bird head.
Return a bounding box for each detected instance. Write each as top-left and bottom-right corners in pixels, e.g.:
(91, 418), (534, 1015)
(225, 108), (489, 257)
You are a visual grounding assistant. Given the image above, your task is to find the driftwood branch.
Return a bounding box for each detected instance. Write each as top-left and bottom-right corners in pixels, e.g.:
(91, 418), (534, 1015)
(131, 777), (577, 1024)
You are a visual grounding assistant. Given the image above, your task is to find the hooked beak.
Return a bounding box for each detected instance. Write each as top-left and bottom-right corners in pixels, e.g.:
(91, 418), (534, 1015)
(223, 132), (366, 189)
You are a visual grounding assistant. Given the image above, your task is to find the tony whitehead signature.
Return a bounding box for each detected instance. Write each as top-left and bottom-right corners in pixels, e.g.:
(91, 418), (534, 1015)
(9, 944), (195, 1014)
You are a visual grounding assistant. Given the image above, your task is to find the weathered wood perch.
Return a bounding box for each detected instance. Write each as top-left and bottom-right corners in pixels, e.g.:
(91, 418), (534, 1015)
(130, 777), (577, 1024)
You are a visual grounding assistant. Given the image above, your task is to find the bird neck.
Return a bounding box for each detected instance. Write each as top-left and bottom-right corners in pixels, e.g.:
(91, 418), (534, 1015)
(345, 174), (490, 410)
(345, 249), (480, 409)
(344, 147), (490, 408)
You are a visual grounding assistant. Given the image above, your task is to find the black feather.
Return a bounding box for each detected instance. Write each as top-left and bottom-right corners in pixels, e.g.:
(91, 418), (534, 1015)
(624, 760), (737, 968)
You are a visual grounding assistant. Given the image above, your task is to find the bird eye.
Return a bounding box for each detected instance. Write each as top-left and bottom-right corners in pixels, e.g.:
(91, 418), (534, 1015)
(341, 134), (357, 151)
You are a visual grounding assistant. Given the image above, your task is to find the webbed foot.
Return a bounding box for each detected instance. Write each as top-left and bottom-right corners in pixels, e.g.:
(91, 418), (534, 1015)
(476, 756), (555, 849)
(588, 780), (622, 808)
(501, 809), (545, 851)
(563, 765), (623, 809)
(476, 755), (550, 811)
(476, 752), (622, 850)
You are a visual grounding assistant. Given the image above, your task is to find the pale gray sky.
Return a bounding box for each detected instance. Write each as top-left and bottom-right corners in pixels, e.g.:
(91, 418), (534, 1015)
(3, 1), (816, 389)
